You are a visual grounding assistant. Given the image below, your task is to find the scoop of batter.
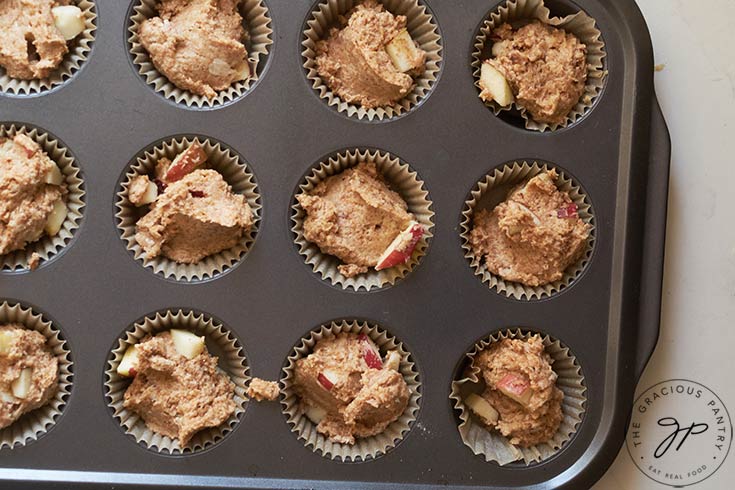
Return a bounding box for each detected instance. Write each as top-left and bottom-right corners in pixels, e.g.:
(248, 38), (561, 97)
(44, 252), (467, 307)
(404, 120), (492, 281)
(315, 0), (425, 108)
(297, 162), (414, 277)
(0, 325), (58, 430)
(294, 333), (409, 445)
(487, 21), (587, 125)
(134, 168), (253, 264)
(469, 170), (589, 287)
(138, 0), (250, 98)
(123, 331), (236, 446)
(473, 336), (563, 447)
(0, 135), (66, 256)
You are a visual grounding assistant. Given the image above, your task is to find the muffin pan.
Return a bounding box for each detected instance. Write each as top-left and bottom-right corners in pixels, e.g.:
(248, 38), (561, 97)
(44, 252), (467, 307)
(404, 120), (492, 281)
(0, 0), (670, 489)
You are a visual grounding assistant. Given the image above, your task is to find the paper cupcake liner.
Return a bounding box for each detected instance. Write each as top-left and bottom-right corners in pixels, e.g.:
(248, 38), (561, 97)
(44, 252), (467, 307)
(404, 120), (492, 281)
(472, 0), (606, 131)
(115, 135), (261, 282)
(104, 309), (249, 454)
(292, 148), (434, 291)
(460, 161), (595, 300)
(0, 124), (85, 272)
(281, 320), (421, 462)
(450, 328), (586, 465)
(302, 0), (442, 122)
(128, 0), (272, 108)
(0, 301), (73, 450)
(0, 0), (96, 97)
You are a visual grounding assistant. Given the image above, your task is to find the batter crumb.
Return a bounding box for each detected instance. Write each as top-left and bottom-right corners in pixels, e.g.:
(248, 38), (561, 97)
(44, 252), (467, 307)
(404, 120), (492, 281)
(247, 377), (279, 401)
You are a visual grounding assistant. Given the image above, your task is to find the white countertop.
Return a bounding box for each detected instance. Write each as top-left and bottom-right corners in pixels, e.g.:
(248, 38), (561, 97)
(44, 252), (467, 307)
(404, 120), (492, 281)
(593, 0), (735, 488)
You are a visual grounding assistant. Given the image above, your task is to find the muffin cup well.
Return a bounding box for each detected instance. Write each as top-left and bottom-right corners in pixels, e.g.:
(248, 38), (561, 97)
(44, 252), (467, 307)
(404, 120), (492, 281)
(128, 0), (272, 108)
(302, 0), (442, 122)
(450, 328), (586, 465)
(0, 124), (85, 272)
(115, 136), (261, 282)
(460, 160), (594, 300)
(281, 319), (421, 462)
(472, 0), (606, 131)
(104, 309), (249, 454)
(292, 148), (434, 291)
(0, 301), (73, 450)
(0, 0), (96, 97)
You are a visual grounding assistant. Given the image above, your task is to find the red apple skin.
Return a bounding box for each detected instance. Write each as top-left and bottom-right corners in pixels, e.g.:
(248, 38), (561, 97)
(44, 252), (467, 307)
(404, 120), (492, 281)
(496, 373), (533, 406)
(164, 144), (207, 183)
(358, 334), (383, 369)
(375, 223), (425, 271)
(317, 373), (334, 390)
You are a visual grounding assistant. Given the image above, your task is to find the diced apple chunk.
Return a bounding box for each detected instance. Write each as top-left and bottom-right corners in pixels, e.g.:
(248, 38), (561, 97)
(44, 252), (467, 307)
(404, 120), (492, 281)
(117, 345), (140, 377)
(304, 404), (327, 424)
(234, 61), (251, 81)
(137, 181), (158, 206)
(479, 62), (514, 107)
(11, 368), (33, 399)
(383, 350), (401, 372)
(385, 29), (425, 73)
(163, 143), (207, 183)
(317, 369), (339, 391)
(169, 329), (206, 360)
(496, 372), (533, 407)
(358, 334), (382, 369)
(45, 165), (64, 186)
(51, 5), (85, 41)
(0, 390), (17, 404)
(44, 200), (67, 236)
(375, 221), (425, 271)
(465, 393), (499, 425)
(0, 331), (16, 356)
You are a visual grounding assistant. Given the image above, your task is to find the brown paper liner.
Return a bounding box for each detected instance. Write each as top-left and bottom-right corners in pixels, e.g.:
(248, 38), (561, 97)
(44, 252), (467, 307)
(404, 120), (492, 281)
(450, 328), (586, 465)
(0, 124), (85, 272)
(460, 161), (595, 300)
(302, 0), (442, 121)
(0, 301), (73, 450)
(281, 320), (421, 462)
(292, 148), (434, 291)
(128, 0), (272, 108)
(115, 136), (261, 282)
(472, 0), (606, 131)
(0, 0), (97, 96)
(104, 309), (249, 454)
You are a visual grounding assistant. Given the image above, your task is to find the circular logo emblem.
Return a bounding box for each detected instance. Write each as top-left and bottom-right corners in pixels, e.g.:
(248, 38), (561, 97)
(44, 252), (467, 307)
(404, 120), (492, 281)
(626, 379), (732, 486)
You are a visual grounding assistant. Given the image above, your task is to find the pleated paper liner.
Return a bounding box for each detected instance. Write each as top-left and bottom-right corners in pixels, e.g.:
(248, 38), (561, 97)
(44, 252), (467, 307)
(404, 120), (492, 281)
(104, 309), (249, 455)
(302, 0), (442, 122)
(292, 148), (434, 291)
(0, 124), (85, 272)
(281, 320), (421, 462)
(460, 161), (595, 300)
(472, 0), (606, 131)
(0, 0), (96, 96)
(0, 301), (73, 450)
(115, 135), (261, 282)
(128, 0), (272, 108)
(450, 328), (586, 466)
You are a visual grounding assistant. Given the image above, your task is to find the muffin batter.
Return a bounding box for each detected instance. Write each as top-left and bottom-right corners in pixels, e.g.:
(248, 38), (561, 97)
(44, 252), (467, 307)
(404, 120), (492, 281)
(0, 325), (58, 430)
(473, 335), (562, 447)
(134, 167), (253, 264)
(294, 333), (409, 445)
(246, 377), (279, 401)
(138, 0), (250, 98)
(297, 163), (414, 277)
(0, 0), (70, 79)
(316, 0), (425, 108)
(469, 170), (589, 287)
(123, 331), (236, 446)
(0, 135), (66, 256)
(485, 21), (587, 125)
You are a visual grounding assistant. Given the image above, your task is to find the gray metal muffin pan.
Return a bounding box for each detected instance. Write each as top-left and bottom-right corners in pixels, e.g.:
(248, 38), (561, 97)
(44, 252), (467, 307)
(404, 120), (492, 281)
(0, 0), (670, 488)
